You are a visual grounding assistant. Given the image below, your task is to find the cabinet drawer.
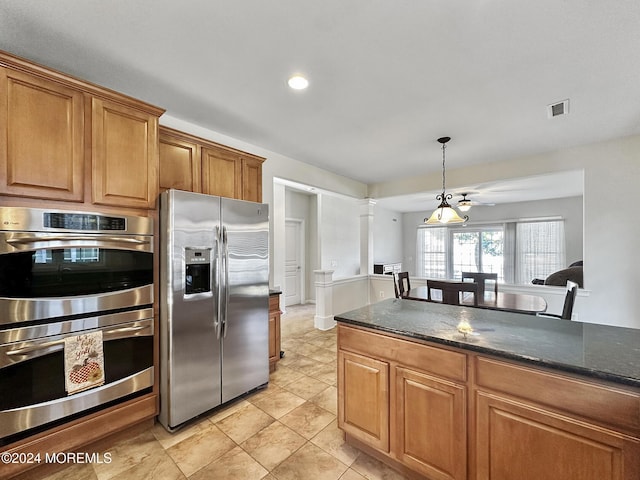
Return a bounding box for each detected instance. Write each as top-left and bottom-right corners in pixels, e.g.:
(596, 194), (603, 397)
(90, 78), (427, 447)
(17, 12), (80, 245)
(475, 356), (640, 434)
(338, 325), (466, 382)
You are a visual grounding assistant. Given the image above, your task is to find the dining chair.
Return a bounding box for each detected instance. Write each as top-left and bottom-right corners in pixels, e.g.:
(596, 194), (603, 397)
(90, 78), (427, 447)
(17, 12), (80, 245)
(393, 273), (400, 299)
(461, 272), (498, 297)
(426, 280), (479, 306)
(397, 272), (411, 298)
(537, 280), (578, 320)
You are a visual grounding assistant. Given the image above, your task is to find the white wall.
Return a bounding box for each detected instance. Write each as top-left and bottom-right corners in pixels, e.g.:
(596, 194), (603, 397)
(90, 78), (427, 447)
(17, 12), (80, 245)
(318, 194), (360, 278)
(372, 204), (404, 267)
(400, 196), (584, 277)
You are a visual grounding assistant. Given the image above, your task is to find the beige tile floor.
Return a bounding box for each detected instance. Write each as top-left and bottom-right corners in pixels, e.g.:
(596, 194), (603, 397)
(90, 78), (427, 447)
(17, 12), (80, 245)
(16, 304), (409, 480)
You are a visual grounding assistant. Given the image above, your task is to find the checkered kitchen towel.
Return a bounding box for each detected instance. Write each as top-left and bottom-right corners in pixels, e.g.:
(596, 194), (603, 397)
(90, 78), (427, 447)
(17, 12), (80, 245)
(64, 330), (105, 395)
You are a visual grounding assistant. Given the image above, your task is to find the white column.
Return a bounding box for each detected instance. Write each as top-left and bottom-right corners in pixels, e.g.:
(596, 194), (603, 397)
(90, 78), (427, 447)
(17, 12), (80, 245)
(360, 198), (376, 275)
(314, 270), (335, 330)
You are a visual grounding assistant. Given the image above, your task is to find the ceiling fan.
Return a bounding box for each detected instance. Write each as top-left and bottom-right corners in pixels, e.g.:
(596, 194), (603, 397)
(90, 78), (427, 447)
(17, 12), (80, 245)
(456, 193), (495, 211)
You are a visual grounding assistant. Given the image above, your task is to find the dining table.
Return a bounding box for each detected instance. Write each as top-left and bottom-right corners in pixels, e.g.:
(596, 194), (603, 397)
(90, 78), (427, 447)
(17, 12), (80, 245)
(403, 285), (548, 315)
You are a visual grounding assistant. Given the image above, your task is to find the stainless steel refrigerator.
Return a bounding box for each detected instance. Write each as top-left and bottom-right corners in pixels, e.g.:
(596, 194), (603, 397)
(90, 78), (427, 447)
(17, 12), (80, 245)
(158, 189), (269, 431)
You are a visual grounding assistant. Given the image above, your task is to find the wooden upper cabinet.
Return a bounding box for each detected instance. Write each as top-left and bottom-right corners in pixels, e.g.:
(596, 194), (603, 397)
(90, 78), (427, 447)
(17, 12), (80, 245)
(159, 126), (265, 202)
(0, 67), (84, 201)
(0, 51), (164, 209)
(158, 130), (201, 193)
(91, 97), (159, 209)
(201, 146), (242, 199)
(242, 156), (263, 203)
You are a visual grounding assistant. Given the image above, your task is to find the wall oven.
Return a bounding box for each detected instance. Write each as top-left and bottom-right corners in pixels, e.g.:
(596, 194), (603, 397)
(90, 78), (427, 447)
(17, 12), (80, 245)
(0, 207), (154, 445)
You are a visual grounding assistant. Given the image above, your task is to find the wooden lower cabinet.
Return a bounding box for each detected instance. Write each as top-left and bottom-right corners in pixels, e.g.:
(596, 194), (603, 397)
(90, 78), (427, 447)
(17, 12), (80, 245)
(396, 367), (466, 480)
(268, 293), (282, 372)
(338, 349), (390, 452)
(337, 324), (640, 480)
(475, 391), (640, 480)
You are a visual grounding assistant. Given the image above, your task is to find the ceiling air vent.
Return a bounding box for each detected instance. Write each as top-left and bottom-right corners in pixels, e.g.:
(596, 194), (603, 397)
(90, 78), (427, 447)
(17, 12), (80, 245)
(547, 99), (569, 118)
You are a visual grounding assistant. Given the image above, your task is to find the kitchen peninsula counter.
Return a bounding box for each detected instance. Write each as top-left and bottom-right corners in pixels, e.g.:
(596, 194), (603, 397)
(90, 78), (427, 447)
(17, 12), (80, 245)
(335, 298), (640, 480)
(336, 298), (640, 387)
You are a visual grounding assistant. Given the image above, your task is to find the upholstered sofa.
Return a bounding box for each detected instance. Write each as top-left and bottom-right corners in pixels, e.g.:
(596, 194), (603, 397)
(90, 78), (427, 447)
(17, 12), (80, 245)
(532, 261), (583, 288)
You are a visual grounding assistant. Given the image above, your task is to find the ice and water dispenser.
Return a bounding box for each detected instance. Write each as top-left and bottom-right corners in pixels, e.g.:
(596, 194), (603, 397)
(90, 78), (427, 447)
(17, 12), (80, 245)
(184, 248), (211, 294)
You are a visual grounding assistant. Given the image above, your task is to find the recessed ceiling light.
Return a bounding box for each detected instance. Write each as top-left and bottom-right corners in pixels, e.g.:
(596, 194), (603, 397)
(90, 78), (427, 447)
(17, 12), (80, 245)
(288, 75), (309, 90)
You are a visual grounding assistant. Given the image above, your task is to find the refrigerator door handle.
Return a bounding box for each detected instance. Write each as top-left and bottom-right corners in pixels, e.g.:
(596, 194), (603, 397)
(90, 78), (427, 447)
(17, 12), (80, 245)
(222, 225), (230, 338)
(214, 226), (222, 340)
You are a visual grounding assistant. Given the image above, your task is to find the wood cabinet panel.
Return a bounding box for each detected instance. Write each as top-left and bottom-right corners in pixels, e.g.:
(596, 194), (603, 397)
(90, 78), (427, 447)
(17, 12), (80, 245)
(201, 146), (241, 199)
(268, 293), (281, 372)
(158, 126), (264, 202)
(396, 367), (466, 480)
(242, 156), (262, 203)
(338, 349), (390, 452)
(475, 356), (640, 435)
(339, 325), (466, 382)
(158, 133), (200, 192)
(0, 67), (84, 201)
(475, 391), (640, 480)
(91, 97), (158, 208)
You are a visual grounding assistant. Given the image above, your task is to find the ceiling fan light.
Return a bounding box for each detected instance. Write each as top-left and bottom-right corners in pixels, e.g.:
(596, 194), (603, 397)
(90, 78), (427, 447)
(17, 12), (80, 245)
(458, 201), (472, 212)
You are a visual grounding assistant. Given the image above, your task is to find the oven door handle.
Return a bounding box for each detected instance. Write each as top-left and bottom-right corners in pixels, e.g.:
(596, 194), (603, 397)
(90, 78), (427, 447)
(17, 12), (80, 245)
(6, 235), (150, 246)
(3, 324), (151, 364)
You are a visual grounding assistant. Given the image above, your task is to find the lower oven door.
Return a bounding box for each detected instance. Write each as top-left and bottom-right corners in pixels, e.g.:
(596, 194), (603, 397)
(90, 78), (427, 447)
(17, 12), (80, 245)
(0, 310), (154, 443)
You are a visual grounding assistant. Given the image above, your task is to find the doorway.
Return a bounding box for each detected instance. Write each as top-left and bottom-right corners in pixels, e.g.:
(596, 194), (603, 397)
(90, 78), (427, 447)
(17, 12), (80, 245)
(284, 218), (305, 307)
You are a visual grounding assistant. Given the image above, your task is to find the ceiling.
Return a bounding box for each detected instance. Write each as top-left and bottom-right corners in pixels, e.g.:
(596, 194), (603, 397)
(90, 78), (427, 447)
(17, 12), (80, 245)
(1, 1), (639, 196)
(375, 170), (584, 213)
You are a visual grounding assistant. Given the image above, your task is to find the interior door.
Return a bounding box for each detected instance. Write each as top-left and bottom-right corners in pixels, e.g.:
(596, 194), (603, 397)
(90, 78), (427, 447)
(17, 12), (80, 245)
(284, 220), (302, 306)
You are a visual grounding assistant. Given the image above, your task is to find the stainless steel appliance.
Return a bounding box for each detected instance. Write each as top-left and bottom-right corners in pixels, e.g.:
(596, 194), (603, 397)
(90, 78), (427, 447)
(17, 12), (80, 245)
(0, 207), (154, 445)
(0, 207), (153, 326)
(159, 189), (269, 431)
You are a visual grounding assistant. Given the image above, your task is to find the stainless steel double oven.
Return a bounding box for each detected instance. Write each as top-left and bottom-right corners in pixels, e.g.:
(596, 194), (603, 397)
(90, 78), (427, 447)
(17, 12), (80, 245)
(0, 207), (154, 445)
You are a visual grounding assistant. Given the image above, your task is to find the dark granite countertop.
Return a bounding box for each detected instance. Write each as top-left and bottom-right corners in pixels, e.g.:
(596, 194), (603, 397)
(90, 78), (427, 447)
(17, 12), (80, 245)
(335, 298), (640, 388)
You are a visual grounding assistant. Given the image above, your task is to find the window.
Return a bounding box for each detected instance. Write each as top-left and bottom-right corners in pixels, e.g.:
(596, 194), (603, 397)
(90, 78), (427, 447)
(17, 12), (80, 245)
(416, 227), (446, 278)
(417, 219), (565, 284)
(450, 227), (504, 281)
(515, 220), (565, 284)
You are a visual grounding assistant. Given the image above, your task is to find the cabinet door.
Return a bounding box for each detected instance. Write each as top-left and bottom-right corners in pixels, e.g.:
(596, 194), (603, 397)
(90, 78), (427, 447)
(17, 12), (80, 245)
(91, 97), (158, 208)
(241, 156), (263, 202)
(201, 146), (241, 199)
(338, 350), (389, 452)
(0, 67), (84, 201)
(159, 133), (201, 192)
(396, 367), (466, 480)
(268, 312), (280, 369)
(475, 391), (640, 480)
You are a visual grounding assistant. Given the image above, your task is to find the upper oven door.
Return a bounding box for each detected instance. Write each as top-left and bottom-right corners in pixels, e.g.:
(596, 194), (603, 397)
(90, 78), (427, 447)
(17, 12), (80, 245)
(0, 232), (153, 326)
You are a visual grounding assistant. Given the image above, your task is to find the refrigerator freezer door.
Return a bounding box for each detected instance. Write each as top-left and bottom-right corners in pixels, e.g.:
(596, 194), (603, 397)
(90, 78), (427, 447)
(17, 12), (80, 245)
(159, 190), (222, 429)
(221, 198), (269, 403)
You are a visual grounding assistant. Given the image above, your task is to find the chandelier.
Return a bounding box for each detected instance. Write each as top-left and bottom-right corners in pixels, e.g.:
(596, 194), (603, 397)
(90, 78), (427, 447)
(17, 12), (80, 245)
(424, 137), (468, 225)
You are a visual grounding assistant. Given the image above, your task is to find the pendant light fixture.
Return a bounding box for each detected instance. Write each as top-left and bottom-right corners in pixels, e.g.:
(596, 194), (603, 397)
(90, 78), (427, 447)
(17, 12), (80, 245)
(425, 137), (468, 225)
